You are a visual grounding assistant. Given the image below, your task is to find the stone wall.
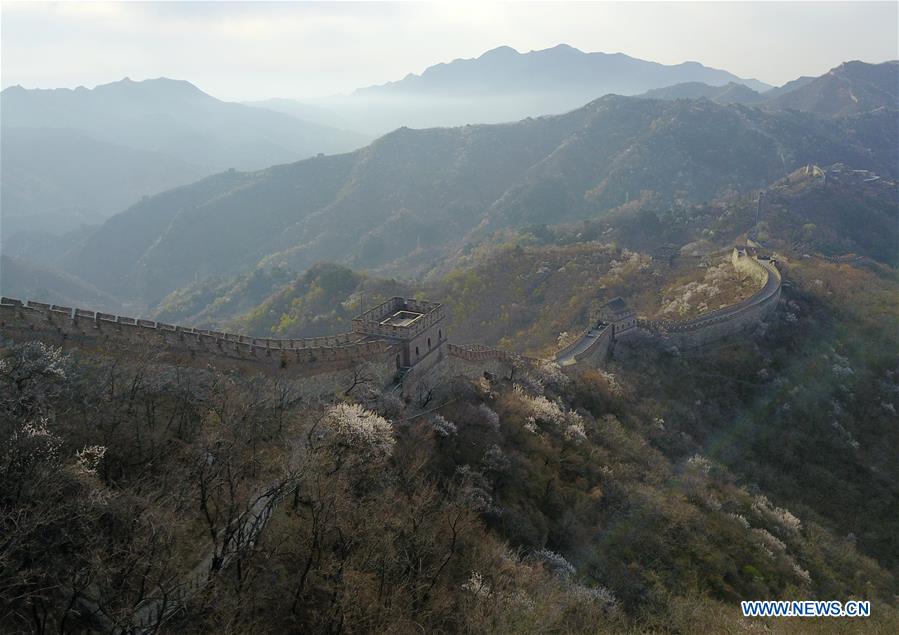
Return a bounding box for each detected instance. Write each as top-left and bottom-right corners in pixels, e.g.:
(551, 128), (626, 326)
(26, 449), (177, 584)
(731, 247), (769, 286)
(572, 325), (614, 366)
(557, 251), (782, 368)
(637, 253), (782, 349)
(399, 344), (516, 402)
(0, 298), (397, 378)
(1, 250), (781, 399)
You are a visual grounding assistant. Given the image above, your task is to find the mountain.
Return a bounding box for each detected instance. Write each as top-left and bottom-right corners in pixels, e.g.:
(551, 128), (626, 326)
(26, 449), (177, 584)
(356, 44), (771, 96)
(0, 78), (371, 235)
(762, 75), (816, 99)
(756, 164), (899, 265)
(149, 266), (297, 329)
(638, 61), (899, 116)
(1, 78), (371, 169)
(0, 254), (122, 312)
(0, 126), (207, 237)
(59, 94), (896, 307)
(639, 81), (765, 104)
(764, 60), (899, 116)
(259, 45), (771, 133)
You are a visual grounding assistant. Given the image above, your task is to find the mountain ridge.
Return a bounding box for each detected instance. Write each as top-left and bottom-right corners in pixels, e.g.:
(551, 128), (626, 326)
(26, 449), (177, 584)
(1, 77), (372, 235)
(55, 92), (896, 307)
(354, 44), (772, 95)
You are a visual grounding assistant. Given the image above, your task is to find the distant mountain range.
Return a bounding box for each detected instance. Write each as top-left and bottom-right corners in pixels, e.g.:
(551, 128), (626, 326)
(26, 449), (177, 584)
(638, 61), (898, 116)
(1, 78), (371, 236)
(43, 90), (894, 308)
(356, 44), (772, 95)
(251, 44), (772, 133)
(3, 53), (895, 313)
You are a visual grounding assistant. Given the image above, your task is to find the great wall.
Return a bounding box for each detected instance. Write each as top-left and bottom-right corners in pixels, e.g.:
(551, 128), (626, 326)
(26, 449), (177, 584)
(0, 248), (781, 399)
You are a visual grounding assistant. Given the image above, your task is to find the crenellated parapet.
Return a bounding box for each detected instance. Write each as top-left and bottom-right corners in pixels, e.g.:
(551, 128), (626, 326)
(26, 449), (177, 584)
(556, 248), (783, 366)
(0, 297), (397, 376)
(637, 251), (781, 346)
(2, 250), (783, 392)
(447, 343), (530, 364)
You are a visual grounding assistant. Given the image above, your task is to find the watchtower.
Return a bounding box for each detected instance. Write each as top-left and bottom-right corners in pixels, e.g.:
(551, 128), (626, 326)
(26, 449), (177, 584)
(353, 297), (446, 369)
(597, 297), (636, 338)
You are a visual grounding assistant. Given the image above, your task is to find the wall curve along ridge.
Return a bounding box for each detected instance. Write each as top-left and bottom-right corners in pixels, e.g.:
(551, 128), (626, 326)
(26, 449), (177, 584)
(556, 250), (781, 366)
(638, 251), (782, 348)
(1, 249), (781, 392)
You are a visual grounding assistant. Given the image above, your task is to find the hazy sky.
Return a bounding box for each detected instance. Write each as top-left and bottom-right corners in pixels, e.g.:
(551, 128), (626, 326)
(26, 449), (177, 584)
(2, 1), (897, 101)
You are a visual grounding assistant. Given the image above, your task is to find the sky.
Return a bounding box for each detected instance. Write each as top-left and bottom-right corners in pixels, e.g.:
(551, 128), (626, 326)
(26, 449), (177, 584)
(2, 1), (897, 101)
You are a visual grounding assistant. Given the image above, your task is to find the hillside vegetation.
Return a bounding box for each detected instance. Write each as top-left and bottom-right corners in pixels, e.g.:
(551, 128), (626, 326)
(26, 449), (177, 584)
(3, 308), (897, 631)
(53, 95), (895, 308)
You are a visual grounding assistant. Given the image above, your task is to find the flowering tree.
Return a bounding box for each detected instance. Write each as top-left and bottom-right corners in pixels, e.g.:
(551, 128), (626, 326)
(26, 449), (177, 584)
(323, 403), (395, 461)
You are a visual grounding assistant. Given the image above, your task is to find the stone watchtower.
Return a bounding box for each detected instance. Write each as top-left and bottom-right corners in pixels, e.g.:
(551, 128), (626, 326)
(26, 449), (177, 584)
(352, 297), (446, 370)
(595, 297), (636, 338)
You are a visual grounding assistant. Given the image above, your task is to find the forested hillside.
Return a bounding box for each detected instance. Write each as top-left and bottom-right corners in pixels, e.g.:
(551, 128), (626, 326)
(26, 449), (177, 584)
(55, 95), (895, 308)
(3, 293), (897, 631)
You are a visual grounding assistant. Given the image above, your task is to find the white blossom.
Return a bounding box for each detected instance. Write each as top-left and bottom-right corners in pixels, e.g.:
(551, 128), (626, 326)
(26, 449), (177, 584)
(325, 403), (395, 458)
(727, 513), (751, 530)
(431, 414), (457, 437)
(461, 571), (490, 597)
(75, 445), (107, 476)
(686, 454), (713, 474)
(535, 548), (576, 578)
(478, 404), (500, 429)
(514, 389), (587, 442)
(570, 584), (619, 614)
(752, 528), (787, 558)
(752, 495), (802, 535)
(792, 563), (812, 585)
(481, 444), (510, 473)
(564, 417), (587, 443)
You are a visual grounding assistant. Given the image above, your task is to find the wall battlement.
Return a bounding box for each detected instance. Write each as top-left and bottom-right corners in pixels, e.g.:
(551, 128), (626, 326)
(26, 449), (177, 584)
(2, 248), (781, 394)
(638, 250), (781, 346)
(352, 297), (445, 341)
(447, 343), (532, 365)
(556, 249), (782, 366)
(0, 297), (395, 376)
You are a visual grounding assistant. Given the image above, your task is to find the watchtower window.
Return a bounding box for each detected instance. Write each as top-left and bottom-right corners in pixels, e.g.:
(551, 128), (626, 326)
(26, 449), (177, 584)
(439, 329), (442, 341)
(428, 337), (432, 349)
(415, 346), (419, 358)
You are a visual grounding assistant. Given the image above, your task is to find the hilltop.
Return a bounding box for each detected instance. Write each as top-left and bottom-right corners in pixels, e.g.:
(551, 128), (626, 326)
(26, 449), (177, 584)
(756, 164), (899, 265)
